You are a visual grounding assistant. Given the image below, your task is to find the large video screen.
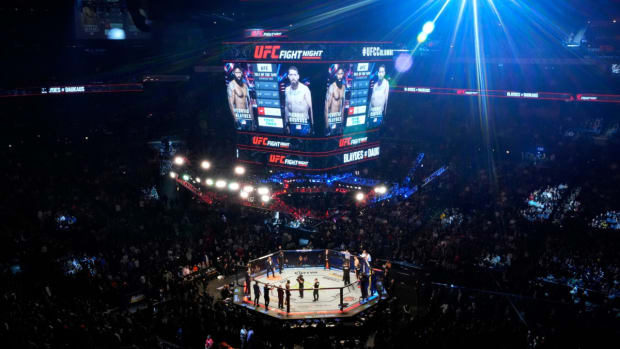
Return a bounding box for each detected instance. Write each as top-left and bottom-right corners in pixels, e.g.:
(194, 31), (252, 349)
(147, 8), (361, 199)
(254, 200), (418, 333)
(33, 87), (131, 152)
(75, 0), (150, 40)
(224, 42), (394, 170)
(225, 62), (390, 137)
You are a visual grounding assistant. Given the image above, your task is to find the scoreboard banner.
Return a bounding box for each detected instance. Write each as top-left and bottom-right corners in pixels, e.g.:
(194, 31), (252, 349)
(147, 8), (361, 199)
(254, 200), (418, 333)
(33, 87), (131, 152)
(237, 144), (381, 171)
(244, 29), (288, 39)
(0, 83), (143, 98)
(225, 41), (395, 170)
(224, 42), (396, 62)
(235, 130), (380, 152)
(394, 86), (576, 101)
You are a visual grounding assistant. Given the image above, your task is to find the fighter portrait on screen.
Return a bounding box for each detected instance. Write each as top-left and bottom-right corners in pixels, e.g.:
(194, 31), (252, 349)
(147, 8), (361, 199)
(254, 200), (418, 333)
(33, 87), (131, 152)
(284, 66), (313, 136)
(369, 65), (389, 125)
(324, 67), (346, 136)
(80, 6), (98, 27)
(227, 66), (255, 131)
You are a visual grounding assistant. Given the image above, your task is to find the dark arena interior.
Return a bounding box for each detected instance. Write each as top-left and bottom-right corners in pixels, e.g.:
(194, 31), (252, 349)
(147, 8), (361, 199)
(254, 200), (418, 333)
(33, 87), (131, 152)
(2, 1), (620, 348)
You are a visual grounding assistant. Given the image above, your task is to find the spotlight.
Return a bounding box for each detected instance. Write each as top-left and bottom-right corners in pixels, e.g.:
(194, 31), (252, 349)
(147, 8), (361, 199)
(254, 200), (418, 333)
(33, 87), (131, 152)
(422, 21), (435, 34)
(234, 166), (246, 175)
(215, 180), (226, 188)
(243, 185), (254, 193)
(417, 32), (428, 43)
(196, 178), (201, 183)
(174, 156), (185, 166)
(240, 191), (249, 199)
(375, 186), (387, 194)
(261, 195), (271, 202)
(395, 53), (413, 73)
(169, 171), (177, 179)
(107, 28), (126, 40)
(201, 160), (211, 170)
(206, 179), (214, 186)
(257, 187), (269, 195)
(182, 174), (190, 181)
(355, 192), (365, 201)
(228, 182), (240, 191)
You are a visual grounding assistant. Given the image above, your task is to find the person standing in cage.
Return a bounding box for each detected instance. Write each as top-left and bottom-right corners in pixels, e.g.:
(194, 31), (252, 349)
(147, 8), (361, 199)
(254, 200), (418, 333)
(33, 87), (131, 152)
(266, 256), (275, 278)
(285, 280), (291, 313)
(244, 267), (251, 298)
(297, 274), (305, 298)
(263, 283), (270, 310)
(360, 251), (371, 302)
(278, 246), (284, 274)
(253, 281), (261, 307)
(313, 278), (320, 301)
(343, 250), (351, 288)
(324, 249), (330, 269)
(354, 256), (361, 281)
(277, 285), (284, 309)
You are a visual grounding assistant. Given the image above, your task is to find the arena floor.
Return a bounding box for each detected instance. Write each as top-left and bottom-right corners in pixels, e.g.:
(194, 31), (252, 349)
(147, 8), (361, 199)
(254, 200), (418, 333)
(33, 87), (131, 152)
(233, 267), (381, 319)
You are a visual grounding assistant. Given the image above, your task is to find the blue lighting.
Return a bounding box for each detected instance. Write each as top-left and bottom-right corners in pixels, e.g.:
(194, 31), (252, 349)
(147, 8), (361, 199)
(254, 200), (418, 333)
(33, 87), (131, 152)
(422, 21), (435, 34)
(395, 53), (413, 73)
(417, 32), (428, 43)
(107, 28), (126, 40)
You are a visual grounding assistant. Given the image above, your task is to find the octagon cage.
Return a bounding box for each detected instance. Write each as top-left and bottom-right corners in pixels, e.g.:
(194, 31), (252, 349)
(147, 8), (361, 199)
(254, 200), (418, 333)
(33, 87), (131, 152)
(234, 249), (384, 319)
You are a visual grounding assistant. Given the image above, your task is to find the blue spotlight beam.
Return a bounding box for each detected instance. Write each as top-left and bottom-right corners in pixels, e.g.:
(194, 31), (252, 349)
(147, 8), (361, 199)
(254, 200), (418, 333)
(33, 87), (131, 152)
(432, 0), (453, 23)
(472, 0), (497, 184)
(395, 0), (454, 82)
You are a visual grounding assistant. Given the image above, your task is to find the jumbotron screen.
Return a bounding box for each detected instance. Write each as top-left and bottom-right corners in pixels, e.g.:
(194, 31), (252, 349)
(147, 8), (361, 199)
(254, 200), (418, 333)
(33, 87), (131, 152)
(224, 42), (395, 170)
(225, 62), (389, 136)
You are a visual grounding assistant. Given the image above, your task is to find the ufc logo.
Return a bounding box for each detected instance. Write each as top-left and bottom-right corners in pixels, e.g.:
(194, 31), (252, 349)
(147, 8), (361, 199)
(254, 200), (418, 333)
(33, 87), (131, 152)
(254, 45), (280, 59)
(339, 137), (352, 147)
(269, 154), (286, 164)
(256, 64), (272, 72)
(252, 136), (269, 146)
(251, 30), (264, 37)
